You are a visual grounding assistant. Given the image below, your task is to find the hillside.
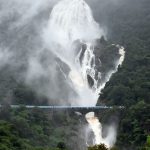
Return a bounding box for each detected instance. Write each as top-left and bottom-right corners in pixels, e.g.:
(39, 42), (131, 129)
(97, 0), (150, 149)
(0, 0), (149, 150)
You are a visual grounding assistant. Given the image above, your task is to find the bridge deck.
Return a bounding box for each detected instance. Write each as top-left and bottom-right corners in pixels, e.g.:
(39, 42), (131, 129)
(0, 105), (125, 109)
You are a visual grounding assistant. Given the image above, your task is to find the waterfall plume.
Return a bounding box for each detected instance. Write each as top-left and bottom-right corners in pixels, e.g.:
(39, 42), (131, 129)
(42, 0), (125, 147)
(85, 112), (117, 148)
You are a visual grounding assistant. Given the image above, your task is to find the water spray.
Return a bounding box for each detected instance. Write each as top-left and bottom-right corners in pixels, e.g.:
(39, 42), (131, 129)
(43, 0), (125, 147)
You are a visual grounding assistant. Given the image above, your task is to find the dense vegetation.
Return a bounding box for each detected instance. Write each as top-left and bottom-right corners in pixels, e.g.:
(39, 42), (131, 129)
(0, 106), (87, 150)
(117, 102), (150, 150)
(98, 0), (150, 106)
(97, 0), (150, 149)
(88, 144), (109, 150)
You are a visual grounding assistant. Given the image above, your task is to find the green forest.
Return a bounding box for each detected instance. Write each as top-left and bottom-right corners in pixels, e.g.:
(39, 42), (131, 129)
(0, 106), (85, 150)
(98, 0), (150, 149)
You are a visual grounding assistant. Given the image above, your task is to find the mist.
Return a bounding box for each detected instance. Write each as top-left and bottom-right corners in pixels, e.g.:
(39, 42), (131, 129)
(0, 0), (126, 106)
(0, 0), (70, 105)
(0, 0), (123, 149)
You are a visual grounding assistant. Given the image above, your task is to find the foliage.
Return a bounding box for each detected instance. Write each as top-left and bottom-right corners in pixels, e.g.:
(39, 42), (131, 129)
(146, 136), (150, 147)
(0, 107), (84, 150)
(88, 144), (108, 150)
(97, 0), (150, 149)
(57, 142), (66, 150)
(116, 102), (150, 149)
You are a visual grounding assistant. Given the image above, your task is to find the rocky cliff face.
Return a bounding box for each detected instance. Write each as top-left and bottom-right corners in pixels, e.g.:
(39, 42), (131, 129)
(0, 0), (121, 106)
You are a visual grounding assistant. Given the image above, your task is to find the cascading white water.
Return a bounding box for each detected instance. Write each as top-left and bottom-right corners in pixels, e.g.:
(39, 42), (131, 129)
(86, 112), (104, 145)
(49, 0), (102, 43)
(44, 0), (105, 106)
(44, 0), (125, 148)
(86, 112), (117, 148)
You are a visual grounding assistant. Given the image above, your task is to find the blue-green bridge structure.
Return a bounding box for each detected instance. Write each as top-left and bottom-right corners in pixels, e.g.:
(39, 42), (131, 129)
(0, 105), (124, 109)
(0, 105), (125, 118)
(0, 105), (124, 111)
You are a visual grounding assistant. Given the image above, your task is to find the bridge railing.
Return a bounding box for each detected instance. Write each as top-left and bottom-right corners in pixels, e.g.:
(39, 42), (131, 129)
(0, 105), (125, 109)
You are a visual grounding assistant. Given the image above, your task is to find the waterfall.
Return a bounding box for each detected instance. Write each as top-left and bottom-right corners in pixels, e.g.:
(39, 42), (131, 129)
(86, 112), (117, 148)
(43, 0), (125, 148)
(45, 0), (105, 106)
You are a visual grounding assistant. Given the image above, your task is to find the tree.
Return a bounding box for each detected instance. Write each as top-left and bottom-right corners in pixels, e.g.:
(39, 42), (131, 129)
(146, 135), (150, 148)
(88, 144), (108, 150)
(57, 142), (66, 150)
